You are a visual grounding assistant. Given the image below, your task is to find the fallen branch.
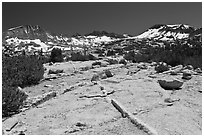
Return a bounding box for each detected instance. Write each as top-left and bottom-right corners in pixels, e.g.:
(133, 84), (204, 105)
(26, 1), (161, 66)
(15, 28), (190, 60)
(111, 99), (158, 135)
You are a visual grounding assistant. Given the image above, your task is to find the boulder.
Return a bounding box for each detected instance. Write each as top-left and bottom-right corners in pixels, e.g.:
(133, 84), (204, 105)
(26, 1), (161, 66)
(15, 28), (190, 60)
(155, 62), (169, 73)
(105, 70), (114, 77)
(158, 79), (183, 90)
(182, 70), (193, 80)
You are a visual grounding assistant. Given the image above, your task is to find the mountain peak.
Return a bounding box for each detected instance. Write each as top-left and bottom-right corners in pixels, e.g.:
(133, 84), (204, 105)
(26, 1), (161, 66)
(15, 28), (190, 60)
(3, 24), (47, 41)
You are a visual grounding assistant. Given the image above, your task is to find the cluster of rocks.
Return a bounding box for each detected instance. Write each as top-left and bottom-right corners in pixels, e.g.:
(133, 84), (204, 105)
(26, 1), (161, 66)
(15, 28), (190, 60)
(91, 70), (114, 83)
(156, 63), (202, 90)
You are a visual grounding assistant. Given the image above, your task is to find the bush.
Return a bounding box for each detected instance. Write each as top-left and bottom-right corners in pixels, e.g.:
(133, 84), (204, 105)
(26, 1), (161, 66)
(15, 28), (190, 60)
(124, 51), (136, 61)
(50, 48), (63, 63)
(2, 54), (44, 117)
(2, 84), (28, 117)
(2, 54), (44, 87)
(125, 38), (202, 68)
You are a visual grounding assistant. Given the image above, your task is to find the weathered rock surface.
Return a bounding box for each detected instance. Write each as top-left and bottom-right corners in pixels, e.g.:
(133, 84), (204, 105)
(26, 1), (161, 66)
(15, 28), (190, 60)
(158, 79), (183, 90)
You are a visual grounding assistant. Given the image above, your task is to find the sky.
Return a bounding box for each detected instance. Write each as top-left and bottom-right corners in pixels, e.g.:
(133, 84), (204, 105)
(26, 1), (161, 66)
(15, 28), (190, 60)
(2, 2), (202, 36)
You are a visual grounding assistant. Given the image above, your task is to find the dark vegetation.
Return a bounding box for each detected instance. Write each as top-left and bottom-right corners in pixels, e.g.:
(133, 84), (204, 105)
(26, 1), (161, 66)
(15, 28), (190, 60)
(50, 48), (64, 63)
(123, 38), (202, 68)
(2, 53), (44, 117)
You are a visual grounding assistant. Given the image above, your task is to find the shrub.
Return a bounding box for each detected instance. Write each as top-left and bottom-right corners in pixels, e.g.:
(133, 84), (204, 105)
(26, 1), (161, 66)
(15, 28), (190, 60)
(2, 54), (44, 87)
(50, 48), (63, 63)
(124, 51), (136, 61)
(2, 84), (28, 117)
(2, 54), (44, 117)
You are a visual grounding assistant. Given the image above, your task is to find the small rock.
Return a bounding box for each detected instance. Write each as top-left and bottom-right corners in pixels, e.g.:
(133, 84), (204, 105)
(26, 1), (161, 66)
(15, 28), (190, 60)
(148, 75), (157, 78)
(184, 65), (194, 70)
(48, 69), (64, 74)
(44, 85), (54, 88)
(150, 62), (157, 66)
(91, 74), (100, 82)
(195, 68), (202, 73)
(119, 58), (127, 65)
(164, 98), (174, 103)
(80, 66), (91, 71)
(105, 70), (114, 77)
(75, 122), (86, 127)
(101, 73), (108, 79)
(166, 103), (173, 106)
(92, 65), (101, 69)
(49, 62), (53, 66)
(164, 98), (180, 103)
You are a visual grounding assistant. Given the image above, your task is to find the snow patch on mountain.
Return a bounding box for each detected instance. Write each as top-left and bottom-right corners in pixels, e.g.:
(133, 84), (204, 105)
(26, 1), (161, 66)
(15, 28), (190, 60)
(5, 37), (50, 52)
(135, 24), (195, 41)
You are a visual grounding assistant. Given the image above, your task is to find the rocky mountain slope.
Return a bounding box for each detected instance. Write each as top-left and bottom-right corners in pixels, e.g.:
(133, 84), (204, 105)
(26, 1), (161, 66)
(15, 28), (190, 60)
(2, 24), (202, 53)
(132, 24), (201, 41)
(3, 25), (127, 52)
